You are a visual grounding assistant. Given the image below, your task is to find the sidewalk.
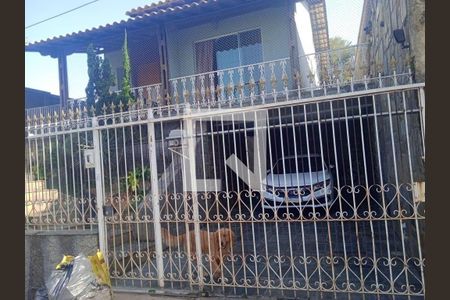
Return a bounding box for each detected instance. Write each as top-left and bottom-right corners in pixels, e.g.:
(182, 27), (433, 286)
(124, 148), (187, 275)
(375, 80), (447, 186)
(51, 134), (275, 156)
(113, 290), (275, 300)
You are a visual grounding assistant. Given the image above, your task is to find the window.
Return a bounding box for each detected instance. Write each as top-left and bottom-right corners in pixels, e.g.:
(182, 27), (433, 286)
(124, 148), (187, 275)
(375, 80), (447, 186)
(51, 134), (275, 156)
(195, 29), (263, 74)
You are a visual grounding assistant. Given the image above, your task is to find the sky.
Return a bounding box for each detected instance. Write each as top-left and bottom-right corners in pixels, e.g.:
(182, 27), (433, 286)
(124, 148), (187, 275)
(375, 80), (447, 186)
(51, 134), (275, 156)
(25, 0), (364, 99)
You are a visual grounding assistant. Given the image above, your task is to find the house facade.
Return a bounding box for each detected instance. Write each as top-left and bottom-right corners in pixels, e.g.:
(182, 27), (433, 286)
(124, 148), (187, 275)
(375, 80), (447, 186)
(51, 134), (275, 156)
(25, 0), (329, 111)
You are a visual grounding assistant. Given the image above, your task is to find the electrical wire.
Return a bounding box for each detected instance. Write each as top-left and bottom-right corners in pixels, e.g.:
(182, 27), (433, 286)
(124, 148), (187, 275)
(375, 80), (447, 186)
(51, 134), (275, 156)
(25, 0), (100, 30)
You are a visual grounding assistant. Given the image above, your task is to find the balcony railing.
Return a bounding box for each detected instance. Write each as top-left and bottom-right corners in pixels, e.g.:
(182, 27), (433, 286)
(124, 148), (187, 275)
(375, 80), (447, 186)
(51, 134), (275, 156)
(25, 98), (87, 120)
(130, 83), (163, 107)
(300, 44), (369, 85)
(161, 44), (412, 111)
(169, 57), (291, 108)
(26, 44), (414, 122)
(25, 104), (62, 119)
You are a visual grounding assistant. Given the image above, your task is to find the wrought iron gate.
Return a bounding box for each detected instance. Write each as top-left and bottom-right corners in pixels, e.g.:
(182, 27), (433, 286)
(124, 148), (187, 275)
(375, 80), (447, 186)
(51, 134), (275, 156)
(25, 82), (425, 299)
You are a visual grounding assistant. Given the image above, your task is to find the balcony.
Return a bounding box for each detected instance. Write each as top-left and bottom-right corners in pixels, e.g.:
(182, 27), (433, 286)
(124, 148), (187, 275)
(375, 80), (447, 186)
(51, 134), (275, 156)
(26, 44), (414, 122)
(135, 44), (413, 114)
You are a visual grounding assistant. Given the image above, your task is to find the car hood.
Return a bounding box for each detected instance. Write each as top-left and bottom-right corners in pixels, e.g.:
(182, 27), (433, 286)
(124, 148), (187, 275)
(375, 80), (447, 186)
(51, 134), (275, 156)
(263, 172), (330, 187)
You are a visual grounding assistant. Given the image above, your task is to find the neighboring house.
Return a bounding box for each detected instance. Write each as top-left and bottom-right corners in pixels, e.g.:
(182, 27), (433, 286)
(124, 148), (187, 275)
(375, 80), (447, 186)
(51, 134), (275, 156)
(25, 87), (60, 109)
(25, 0), (330, 107)
(25, 87), (86, 118)
(25, 87), (61, 118)
(354, 0), (425, 82)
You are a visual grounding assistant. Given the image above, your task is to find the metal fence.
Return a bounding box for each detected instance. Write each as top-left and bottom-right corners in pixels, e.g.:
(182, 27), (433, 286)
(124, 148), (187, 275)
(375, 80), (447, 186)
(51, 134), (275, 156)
(25, 98), (88, 120)
(25, 78), (425, 299)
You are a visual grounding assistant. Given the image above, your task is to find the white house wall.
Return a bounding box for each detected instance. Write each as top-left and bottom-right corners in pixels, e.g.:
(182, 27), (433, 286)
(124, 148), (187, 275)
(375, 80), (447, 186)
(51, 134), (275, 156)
(294, 1), (318, 87)
(102, 2), (318, 90)
(165, 4), (292, 79)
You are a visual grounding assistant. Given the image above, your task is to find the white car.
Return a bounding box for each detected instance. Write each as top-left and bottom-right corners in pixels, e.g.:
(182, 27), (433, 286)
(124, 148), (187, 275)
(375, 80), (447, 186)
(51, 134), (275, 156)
(262, 155), (335, 209)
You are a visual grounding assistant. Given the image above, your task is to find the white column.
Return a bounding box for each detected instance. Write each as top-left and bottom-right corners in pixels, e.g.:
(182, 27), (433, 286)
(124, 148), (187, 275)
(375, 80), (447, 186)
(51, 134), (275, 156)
(92, 117), (107, 257)
(183, 107), (204, 288)
(148, 110), (165, 288)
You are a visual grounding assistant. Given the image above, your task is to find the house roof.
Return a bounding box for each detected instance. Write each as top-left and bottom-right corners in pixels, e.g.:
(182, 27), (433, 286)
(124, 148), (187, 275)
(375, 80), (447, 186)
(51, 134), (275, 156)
(25, 0), (261, 56)
(126, 0), (205, 17)
(26, 0), (329, 57)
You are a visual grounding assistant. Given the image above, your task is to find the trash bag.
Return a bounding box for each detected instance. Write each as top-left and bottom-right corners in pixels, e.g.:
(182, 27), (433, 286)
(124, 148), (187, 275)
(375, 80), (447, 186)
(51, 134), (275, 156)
(34, 287), (49, 300)
(88, 250), (111, 287)
(46, 264), (74, 300)
(45, 251), (112, 300)
(56, 255), (74, 270)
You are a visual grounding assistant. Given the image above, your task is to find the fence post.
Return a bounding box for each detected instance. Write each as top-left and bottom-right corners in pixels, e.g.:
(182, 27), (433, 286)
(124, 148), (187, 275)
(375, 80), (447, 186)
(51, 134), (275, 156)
(419, 87), (425, 142)
(183, 111), (204, 289)
(148, 110), (165, 288)
(92, 117), (107, 258)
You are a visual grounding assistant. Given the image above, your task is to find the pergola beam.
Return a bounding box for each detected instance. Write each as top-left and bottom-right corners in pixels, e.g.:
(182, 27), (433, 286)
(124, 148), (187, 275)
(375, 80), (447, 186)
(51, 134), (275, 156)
(57, 54), (69, 107)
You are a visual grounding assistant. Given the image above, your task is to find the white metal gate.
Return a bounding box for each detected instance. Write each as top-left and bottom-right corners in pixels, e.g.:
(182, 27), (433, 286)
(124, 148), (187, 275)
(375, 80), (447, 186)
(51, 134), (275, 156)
(25, 82), (425, 299)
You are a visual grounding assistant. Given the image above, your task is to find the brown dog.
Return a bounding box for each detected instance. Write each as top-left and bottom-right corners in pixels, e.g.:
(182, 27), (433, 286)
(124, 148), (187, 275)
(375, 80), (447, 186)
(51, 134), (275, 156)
(109, 227), (235, 280)
(161, 227), (235, 279)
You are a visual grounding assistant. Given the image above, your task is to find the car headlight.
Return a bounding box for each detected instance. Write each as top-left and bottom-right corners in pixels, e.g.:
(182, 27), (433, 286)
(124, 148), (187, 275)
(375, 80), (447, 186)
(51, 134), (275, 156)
(313, 179), (331, 191)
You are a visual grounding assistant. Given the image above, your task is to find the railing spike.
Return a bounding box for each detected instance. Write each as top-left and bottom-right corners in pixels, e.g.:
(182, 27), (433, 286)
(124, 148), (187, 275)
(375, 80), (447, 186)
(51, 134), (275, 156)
(89, 105), (96, 117)
(389, 56), (397, 74)
(46, 112), (52, 124)
(68, 107), (74, 120)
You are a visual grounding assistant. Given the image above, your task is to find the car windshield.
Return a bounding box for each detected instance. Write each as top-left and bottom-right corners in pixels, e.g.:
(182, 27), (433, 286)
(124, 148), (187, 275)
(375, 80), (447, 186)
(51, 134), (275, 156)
(271, 157), (326, 174)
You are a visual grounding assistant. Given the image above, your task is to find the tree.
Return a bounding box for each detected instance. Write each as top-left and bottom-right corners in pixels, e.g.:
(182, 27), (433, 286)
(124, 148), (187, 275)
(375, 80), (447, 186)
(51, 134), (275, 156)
(98, 58), (115, 98)
(329, 37), (352, 54)
(85, 32), (135, 114)
(328, 37), (355, 82)
(85, 44), (100, 107)
(85, 43), (117, 112)
(121, 30), (133, 103)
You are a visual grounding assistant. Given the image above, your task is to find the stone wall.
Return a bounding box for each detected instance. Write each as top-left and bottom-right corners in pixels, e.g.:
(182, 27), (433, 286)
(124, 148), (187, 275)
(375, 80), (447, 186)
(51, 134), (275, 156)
(355, 0), (425, 183)
(354, 0), (425, 259)
(25, 232), (99, 300)
(355, 0), (425, 82)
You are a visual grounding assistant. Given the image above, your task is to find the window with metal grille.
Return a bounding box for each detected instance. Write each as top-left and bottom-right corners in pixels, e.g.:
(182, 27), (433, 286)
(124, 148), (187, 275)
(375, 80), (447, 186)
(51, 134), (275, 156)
(195, 28), (263, 74)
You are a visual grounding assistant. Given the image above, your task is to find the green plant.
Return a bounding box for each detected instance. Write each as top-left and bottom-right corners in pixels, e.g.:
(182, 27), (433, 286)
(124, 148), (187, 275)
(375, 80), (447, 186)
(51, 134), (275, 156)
(328, 37), (355, 82)
(121, 167), (151, 196)
(121, 30), (134, 104)
(31, 164), (45, 180)
(98, 58), (116, 100)
(85, 43), (117, 113)
(85, 44), (100, 108)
